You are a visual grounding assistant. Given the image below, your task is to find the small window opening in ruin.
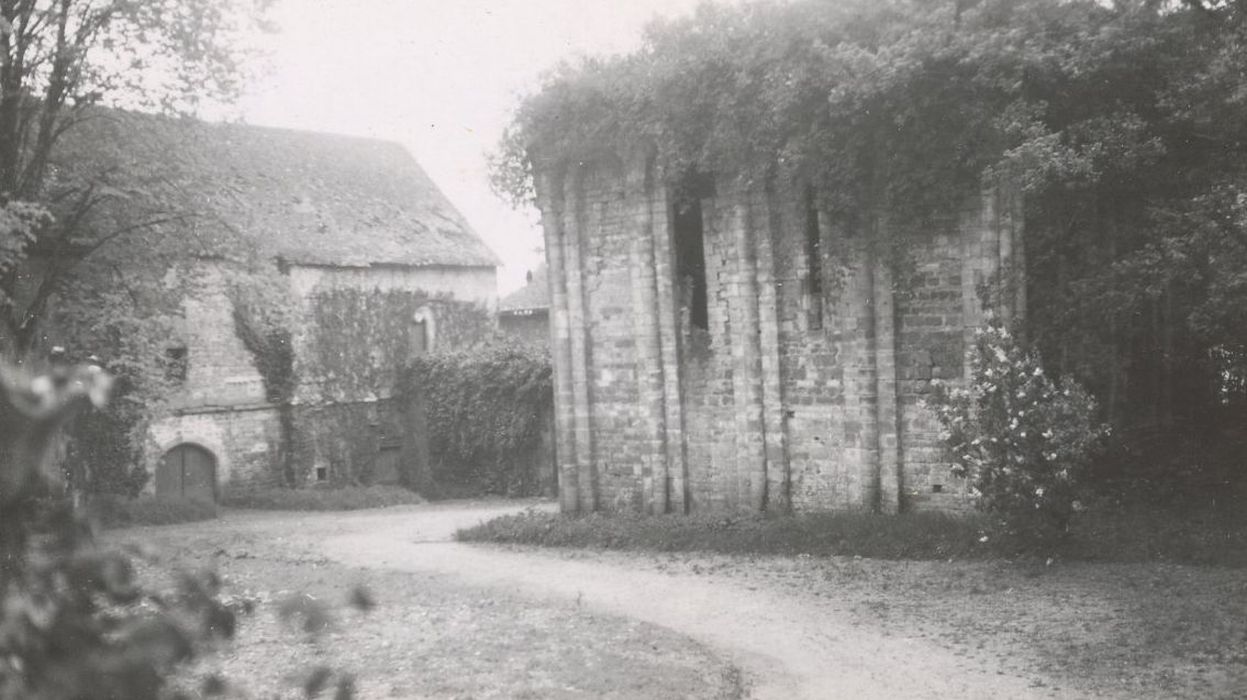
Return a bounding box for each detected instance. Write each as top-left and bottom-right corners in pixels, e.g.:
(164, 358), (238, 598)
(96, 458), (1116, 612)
(165, 346), (188, 382)
(932, 484), (944, 494)
(316, 466), (328, 482)
(673, 195), (709, 331)
(805, 187), (825, 330)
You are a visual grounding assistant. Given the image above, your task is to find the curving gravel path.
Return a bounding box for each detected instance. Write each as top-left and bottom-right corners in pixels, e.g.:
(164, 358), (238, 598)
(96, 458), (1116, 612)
(312, 502), (1070, 700)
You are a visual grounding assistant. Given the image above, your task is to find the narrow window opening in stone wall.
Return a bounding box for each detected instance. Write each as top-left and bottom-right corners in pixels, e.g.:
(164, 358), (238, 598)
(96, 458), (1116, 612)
(316, 466), (328, 482)
(673, 196), (709, 331)
(805, 187), (824, 330)
(165, 346), (188, 383)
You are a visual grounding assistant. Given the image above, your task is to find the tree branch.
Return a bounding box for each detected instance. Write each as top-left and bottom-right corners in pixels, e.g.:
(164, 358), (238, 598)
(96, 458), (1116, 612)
(13, 211), (199, 353)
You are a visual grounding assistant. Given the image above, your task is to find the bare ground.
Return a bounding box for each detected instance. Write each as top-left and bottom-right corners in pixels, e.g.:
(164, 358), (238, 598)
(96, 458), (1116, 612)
(112, 503), (741, 699)
(112, 501), (1247, 699)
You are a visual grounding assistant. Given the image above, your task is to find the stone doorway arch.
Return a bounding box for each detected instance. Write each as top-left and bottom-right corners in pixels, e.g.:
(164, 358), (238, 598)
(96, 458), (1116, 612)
(156, 443), (218, 502)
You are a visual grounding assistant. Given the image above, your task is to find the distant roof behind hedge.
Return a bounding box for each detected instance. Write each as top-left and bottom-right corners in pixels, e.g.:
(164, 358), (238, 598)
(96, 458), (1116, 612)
(499, 264), (549, 313)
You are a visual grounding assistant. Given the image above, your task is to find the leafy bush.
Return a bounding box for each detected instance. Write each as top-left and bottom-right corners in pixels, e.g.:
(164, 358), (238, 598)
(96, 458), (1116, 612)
(0, 363), (239, 700)
(91, 495), (218, 529)
(458, 509), (987, 561)
(221, 484), (424, 511)
(401, 340), (552, 496)
(2, 362), (371, 699)
(930, 322), (1109, 552)
(63, 387), (150, 498)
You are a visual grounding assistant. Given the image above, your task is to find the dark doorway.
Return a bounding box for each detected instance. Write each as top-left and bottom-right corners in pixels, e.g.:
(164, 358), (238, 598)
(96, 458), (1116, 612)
(373, 445), (402, 484)
(156, 443), (217, 502)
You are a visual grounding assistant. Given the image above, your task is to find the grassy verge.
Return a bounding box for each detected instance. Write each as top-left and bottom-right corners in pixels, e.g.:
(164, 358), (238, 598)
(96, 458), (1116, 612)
(220, 484), (424, 511)
(92, 495), (218, 529)
(458, 506), (1247, 566)
(458, 509), (987, 560)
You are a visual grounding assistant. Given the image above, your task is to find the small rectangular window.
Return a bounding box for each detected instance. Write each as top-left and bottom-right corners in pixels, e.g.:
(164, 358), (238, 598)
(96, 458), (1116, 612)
(805, 187), (825, 330)
(165, 347), (188, 382)
(316, 466), (328, 482)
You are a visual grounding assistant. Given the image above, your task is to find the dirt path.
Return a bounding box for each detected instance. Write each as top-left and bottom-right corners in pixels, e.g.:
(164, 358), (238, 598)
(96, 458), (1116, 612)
(308, 502), (1072, 700)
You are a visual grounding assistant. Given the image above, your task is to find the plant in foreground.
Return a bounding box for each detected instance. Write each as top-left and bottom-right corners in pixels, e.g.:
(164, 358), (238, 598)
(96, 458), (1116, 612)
(929, 322), (1109, 553)
(0, 362), (366, 699)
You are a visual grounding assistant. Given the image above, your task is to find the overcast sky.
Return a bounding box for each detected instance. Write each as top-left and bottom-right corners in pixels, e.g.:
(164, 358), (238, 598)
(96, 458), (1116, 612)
(237, 0), (720, 294)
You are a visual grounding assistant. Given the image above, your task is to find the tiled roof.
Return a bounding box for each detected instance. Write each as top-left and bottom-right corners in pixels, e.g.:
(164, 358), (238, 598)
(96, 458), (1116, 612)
(499, 264), (549, 312)
(54, 110), (499, 268)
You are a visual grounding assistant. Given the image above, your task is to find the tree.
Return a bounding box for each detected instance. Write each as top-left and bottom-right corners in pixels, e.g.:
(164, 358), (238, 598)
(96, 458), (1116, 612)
(0, 0), (272, 359)
(0, 0), (273, 487)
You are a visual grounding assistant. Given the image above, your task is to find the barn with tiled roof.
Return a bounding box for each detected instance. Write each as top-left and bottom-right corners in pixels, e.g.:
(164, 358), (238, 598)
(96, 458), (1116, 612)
(55, 111), (503, 498)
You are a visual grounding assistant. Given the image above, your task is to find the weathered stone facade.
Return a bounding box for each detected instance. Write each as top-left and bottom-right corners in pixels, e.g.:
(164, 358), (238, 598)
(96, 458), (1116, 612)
(536, 153), (1023, 514)
(146, 262), (496, 497)
(125, 117), (503, 499)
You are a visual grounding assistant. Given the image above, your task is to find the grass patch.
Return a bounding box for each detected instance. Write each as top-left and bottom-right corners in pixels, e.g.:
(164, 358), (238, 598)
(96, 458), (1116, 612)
(1066, 507), (1247, 567)
(221, 484), (424, 511)
(458, 506), (1247, 566)
(457, 509), (987, 560)
(92, 495), (218, 529)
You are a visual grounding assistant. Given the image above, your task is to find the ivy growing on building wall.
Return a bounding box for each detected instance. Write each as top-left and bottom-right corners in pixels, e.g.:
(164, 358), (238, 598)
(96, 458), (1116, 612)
(306, 287), (493, 401)
(227, 271), (298, 485)
(400, 341), (552, 496)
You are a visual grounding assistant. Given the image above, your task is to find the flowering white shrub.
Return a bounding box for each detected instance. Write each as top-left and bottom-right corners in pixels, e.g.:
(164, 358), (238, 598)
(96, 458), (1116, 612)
(930, 322), (1109, 551)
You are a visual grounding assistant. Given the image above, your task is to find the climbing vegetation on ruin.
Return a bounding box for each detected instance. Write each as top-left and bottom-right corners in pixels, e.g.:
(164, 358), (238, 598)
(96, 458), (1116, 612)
(495, 0), (1247, 481)
(401, 340), (553, 496)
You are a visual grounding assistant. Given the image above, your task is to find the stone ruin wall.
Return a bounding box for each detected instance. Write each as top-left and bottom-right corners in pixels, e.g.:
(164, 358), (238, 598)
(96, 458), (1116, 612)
(536, 152), (1023, 514)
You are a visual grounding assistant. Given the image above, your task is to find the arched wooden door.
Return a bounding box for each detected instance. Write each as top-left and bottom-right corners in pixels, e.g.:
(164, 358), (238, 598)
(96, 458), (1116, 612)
(157, 444), (217, 502)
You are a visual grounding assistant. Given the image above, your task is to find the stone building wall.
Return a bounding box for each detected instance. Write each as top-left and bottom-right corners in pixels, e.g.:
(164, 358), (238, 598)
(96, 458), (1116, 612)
(535, 153), (1023, 514)
(499, 311), (549, 350)
(146, 264), (277, 496)
(146, 407), (284, 496)
(147, 261), (498, 494)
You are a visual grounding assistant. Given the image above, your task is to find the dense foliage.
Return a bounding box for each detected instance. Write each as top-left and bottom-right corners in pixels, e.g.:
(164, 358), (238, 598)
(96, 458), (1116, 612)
(0, 0), (272, 492)
(307, 289), (492, 401)
(0, 362), (366, 699)
(401, 341), (553, 496)
(63, 379), (148, 498)
(1, 0), (270, 357)
(0, 363), (237, 700)
(494, 0), (1247, 486)
(931, 322), (1109, 550)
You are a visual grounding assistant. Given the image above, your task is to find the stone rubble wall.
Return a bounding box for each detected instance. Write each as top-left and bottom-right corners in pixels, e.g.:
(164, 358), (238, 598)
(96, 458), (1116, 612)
(536, 153), (1023, 514)
(148, 261), (500, 494)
